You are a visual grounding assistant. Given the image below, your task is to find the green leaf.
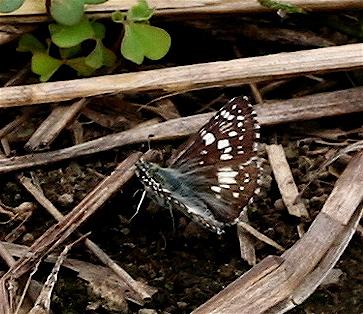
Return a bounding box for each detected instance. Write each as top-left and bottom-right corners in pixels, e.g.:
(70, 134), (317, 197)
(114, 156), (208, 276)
(31, 52), (63, 81)
(102, 47), (116, 67)
(111, 11), (126, 23)
(0, 0), (25, 13)
(17, 34), (45, 53)
(85, 41), (116, 69)
(84, 0), (107, 3)
(49, 17), (95, 48)
(50, 0), (85, 26)
(66, 57), (96, 76)
(92, 21), (106, 39)
(127, 0), (153, 22)
(121, 22), (171, 64)
(59, 45), (82, 59)
(257, 0), (306, 14)
(85, 42), (103, 68)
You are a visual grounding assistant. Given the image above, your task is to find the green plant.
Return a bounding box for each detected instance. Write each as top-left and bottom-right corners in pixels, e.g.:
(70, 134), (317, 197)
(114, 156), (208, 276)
(112, 0), (171, 64)
(15, 0), (171, 81)
(257, 0), (306, 14)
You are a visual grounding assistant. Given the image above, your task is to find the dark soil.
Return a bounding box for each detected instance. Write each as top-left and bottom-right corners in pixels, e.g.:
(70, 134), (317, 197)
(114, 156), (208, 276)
(0, 9), (362, 314)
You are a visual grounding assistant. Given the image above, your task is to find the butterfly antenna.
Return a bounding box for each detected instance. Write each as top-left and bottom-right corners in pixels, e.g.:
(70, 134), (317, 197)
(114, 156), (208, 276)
(147, 134), (153, 151)
(168, 207), (176, 233)
(130, 190), (147, 222)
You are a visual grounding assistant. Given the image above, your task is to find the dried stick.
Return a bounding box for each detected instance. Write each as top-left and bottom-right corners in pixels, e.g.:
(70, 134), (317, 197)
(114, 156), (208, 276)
(0, 87), (362, 174)
(1, 0), (362, 21)
(0, 44), (362, 108)
(0, 152), (149, 309)
(266, 144), (309, 218)
(25, 98), (87, 151)
(192, 151), (363, 314)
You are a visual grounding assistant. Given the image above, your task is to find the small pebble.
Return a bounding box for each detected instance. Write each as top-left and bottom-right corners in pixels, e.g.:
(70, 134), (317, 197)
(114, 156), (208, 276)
(58, 193), (74, 206)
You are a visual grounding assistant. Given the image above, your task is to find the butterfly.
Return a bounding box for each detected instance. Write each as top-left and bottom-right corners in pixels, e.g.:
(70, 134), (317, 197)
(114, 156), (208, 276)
(135, 96), (263, 234)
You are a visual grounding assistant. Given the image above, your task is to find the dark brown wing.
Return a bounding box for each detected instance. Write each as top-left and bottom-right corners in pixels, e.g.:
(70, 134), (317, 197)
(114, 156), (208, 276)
(167, 96), (262, 224)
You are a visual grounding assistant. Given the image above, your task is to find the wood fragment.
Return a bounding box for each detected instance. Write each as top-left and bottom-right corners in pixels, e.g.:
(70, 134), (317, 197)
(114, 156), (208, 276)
(0, 44), (362, 108)
(0, 87), (362, 174)
(0, 109), (35, 140)
(25, 99), (86, 151)
(237, 221), (284, 252)
(192, 151), (363, 314)
(266, 144), (310, 218)
(237, 210), (256, 266)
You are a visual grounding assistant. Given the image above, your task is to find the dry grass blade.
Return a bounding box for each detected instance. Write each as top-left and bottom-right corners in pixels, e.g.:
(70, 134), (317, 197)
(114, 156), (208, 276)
(192, 151), (363, 314)
(27, 236), (87, 314)
(266, 144), (309, 218)
(0, 87), (362, 174)
(237, 221), (285, 252)
(0, 44), (362, 108)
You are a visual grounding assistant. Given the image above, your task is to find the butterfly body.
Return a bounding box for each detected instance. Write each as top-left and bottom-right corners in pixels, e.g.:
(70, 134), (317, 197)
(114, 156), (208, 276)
(135, 96), (262, 234)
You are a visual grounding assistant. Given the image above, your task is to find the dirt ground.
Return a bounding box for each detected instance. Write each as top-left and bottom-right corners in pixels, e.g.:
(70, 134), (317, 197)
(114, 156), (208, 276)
(0, 9), (362, 314)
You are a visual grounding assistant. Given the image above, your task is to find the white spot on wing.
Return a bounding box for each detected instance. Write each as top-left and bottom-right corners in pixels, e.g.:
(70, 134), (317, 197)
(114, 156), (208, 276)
(218, 176), (237, 184)
(202, 132), (215, 146)
(211, 186), (222, 193)
(233, 192), (240, 198)
(217, 139), (230, 150)
(218, 170), (238, 178)
(237, 116), (244, 121)
(220, 184), (230, 189)
(220, 153), (233, 160)
(228, 131), (238, 137)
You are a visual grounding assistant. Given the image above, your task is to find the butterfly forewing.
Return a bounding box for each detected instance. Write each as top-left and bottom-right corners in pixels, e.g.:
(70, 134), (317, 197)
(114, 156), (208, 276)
(169, 97), (259, 167)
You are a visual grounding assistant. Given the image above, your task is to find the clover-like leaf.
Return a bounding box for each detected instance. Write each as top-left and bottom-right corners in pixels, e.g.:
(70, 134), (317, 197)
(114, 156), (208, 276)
(85, 42), (103, 68)
(66, 57), (96, 76)
(49, 17), (95, 48)
(121, 22), (171, 64)
(92, 21), (106, 40)
(85, 41), (116, 69)
(111, 11), (126, 23)
(17, 34), (45, 53)
(50, 0), (85, 26)
(127, 0), (154, 22)
(59, 45), (82, 59)
(0, 0), (25, 13)
(31, 52), (63, 81)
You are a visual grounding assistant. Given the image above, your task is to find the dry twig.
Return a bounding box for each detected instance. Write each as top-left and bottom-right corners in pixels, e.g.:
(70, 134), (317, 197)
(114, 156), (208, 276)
(0, 44), (362, 108)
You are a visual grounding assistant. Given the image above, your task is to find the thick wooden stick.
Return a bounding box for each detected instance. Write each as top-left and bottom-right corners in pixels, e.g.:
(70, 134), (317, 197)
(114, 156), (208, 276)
(0, 44), (362, 108)
(0, 87), (362, 174)
(1, 0), (363, 19)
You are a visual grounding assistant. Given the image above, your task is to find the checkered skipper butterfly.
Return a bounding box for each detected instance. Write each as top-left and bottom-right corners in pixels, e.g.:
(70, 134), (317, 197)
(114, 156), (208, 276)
(135, 96), (263, 234)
